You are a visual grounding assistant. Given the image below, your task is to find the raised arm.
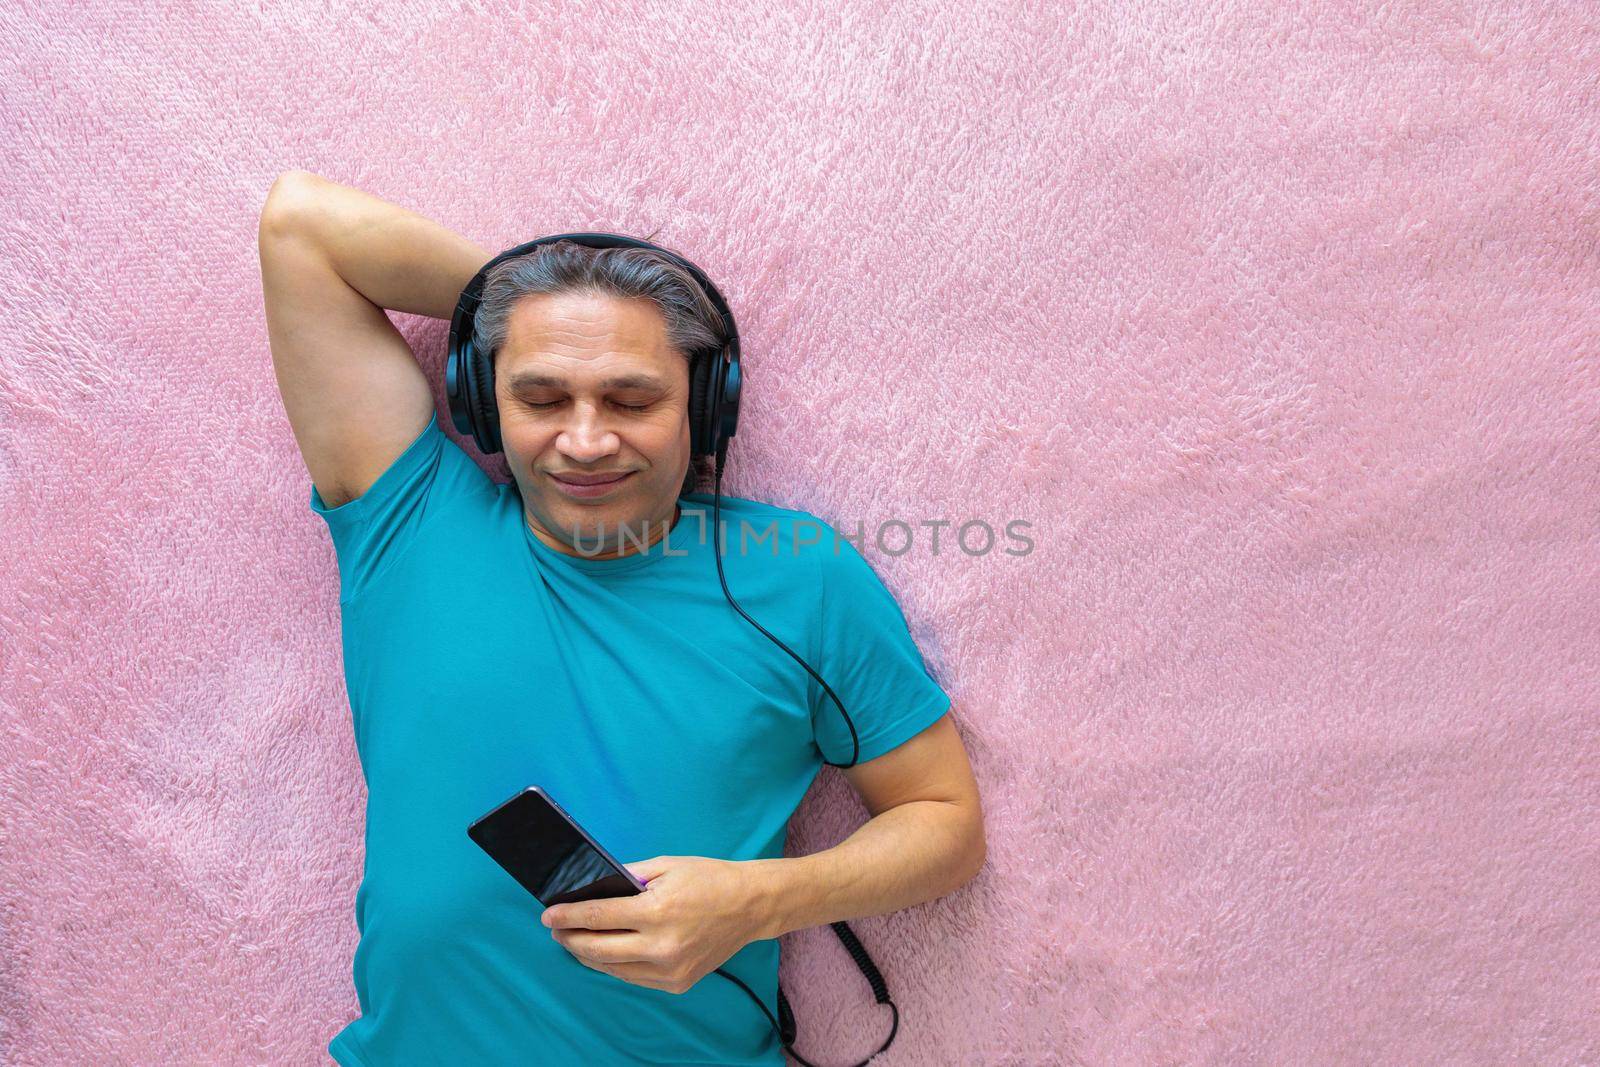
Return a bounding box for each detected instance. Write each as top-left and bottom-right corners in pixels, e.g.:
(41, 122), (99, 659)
(256, 170), (494, 508)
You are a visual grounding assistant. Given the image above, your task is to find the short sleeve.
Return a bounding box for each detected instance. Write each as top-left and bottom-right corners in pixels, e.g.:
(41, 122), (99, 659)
(808, 531), (953, 766)
(308, 411), (494, 604)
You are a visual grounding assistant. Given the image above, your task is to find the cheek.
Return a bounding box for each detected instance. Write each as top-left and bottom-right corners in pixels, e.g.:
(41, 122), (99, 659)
(500, 415), (551, 448)
(636, 413), (688, 452)
(499, 429), (549, 476)
(498, 429), (533, 462)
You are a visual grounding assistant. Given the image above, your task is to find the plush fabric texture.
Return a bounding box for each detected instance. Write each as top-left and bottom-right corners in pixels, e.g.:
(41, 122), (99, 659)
(2, 3), (1597, 1065)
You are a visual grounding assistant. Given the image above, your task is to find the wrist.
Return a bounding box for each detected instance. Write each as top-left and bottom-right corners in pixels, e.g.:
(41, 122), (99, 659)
(742, 856), (812, 942)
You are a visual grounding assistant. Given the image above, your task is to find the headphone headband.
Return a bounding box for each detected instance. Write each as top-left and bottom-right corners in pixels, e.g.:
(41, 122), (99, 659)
(446, 232), (741, 462)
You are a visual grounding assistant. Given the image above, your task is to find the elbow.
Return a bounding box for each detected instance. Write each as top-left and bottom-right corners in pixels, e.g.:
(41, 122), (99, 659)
(956, 814), (987, 885)
(259, 170), (325, 241)
(968, 798), (988, 874)
(948, 843), (986, 893)
(966, 837), (988, 883)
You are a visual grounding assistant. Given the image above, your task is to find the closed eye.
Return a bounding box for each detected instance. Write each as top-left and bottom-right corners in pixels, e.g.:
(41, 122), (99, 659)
(519, 399), (652, 412)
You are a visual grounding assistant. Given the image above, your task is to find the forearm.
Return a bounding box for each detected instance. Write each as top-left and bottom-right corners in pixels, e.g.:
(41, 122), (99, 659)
(746, 801), (985, 941)
(261, 170), (494, 321)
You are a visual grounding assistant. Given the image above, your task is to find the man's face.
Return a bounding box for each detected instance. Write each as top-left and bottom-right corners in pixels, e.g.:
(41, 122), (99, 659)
(493, 291), (692, 559)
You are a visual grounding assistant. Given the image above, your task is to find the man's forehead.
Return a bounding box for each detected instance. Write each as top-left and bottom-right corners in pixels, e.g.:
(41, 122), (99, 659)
(505, 369), (668, 391)
(497, 296), (682, 386)
(506, 291), (668, 347)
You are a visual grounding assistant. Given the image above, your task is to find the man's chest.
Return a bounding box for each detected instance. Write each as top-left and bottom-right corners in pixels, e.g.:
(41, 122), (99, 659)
(340, 558), (824, 846)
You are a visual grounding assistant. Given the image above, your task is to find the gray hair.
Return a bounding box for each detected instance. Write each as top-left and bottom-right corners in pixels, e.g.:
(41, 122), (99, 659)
(473, 238), (729, 497)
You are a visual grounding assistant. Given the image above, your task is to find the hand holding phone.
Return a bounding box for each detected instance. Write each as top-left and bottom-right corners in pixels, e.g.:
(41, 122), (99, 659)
(467, 785), (648, 907)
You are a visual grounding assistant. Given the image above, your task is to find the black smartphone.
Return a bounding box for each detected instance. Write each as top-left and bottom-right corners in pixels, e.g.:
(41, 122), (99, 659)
(467, 785), (648, 908)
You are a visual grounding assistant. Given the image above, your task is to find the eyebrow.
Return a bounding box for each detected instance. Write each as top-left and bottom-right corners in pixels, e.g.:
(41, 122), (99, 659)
(505, 371), (666, 392)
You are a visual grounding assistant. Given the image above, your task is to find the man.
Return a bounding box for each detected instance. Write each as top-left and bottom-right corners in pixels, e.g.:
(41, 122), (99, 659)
(257, 169), (985, 1066)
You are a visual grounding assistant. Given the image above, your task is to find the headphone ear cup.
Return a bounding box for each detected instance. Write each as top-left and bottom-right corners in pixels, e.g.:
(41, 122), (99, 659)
(466, 342), (502, 454)
(706, 348), (728, 450)
(688, 351), (713, 456)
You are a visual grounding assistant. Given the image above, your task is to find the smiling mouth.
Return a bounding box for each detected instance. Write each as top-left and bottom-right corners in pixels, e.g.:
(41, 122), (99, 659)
(548, 471), (636, 496)
(550, 472), (632, 486)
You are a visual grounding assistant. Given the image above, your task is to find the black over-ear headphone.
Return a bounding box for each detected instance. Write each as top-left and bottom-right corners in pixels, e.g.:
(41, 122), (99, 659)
(449, 233), (899, 1065)
(447, 232), (742, 465)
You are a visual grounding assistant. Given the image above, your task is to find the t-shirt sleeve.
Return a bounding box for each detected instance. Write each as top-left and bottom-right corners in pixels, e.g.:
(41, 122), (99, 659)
(808, 530), (953, 766)
(308, 410), (495, 604)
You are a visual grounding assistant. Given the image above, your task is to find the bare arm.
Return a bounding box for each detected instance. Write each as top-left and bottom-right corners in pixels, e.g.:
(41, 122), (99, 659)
(261, 170), (495, 320)
(746, 795), (984, 940)
(256, 171), (495, 506)
(745, 712), (986, 938)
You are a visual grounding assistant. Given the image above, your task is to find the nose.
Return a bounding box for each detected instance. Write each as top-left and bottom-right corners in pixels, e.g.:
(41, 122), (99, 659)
(555, 401), (621, 463)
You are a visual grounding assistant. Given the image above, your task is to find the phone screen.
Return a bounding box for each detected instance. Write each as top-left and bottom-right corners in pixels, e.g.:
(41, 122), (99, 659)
(467, 786), (646, 908)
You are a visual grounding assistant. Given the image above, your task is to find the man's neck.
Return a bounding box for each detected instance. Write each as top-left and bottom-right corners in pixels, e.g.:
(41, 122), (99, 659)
(527, 502), (682, 560)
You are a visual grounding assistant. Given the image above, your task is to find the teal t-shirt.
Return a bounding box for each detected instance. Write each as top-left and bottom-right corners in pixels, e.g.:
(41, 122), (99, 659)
(309, 411), (953, 1066)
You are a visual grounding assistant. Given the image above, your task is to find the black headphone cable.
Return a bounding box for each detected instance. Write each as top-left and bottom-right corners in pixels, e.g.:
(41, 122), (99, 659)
(702, 439), (899, 1067)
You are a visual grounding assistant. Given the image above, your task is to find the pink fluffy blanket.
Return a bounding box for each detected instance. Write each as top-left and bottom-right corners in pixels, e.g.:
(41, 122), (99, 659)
(2, 3), (1597, 1063)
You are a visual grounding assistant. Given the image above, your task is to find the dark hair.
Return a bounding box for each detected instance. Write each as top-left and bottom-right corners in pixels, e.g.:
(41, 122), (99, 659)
(472, 239), (728, 497)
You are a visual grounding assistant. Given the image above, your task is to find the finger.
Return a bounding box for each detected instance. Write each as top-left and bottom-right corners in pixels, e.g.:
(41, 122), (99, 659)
(554, 929), (658, 965)
(623, 856), (675, 884)
(543, 896), (644, 932)
(560, 944), (672, 991)
(591, 959), (677, 993)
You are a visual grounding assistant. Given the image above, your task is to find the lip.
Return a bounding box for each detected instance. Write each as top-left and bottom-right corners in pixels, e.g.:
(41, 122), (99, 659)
(549, 471), (635, 498)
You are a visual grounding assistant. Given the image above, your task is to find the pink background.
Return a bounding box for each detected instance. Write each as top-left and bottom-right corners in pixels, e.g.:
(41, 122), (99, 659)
(3, 2), (1598, 1064)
